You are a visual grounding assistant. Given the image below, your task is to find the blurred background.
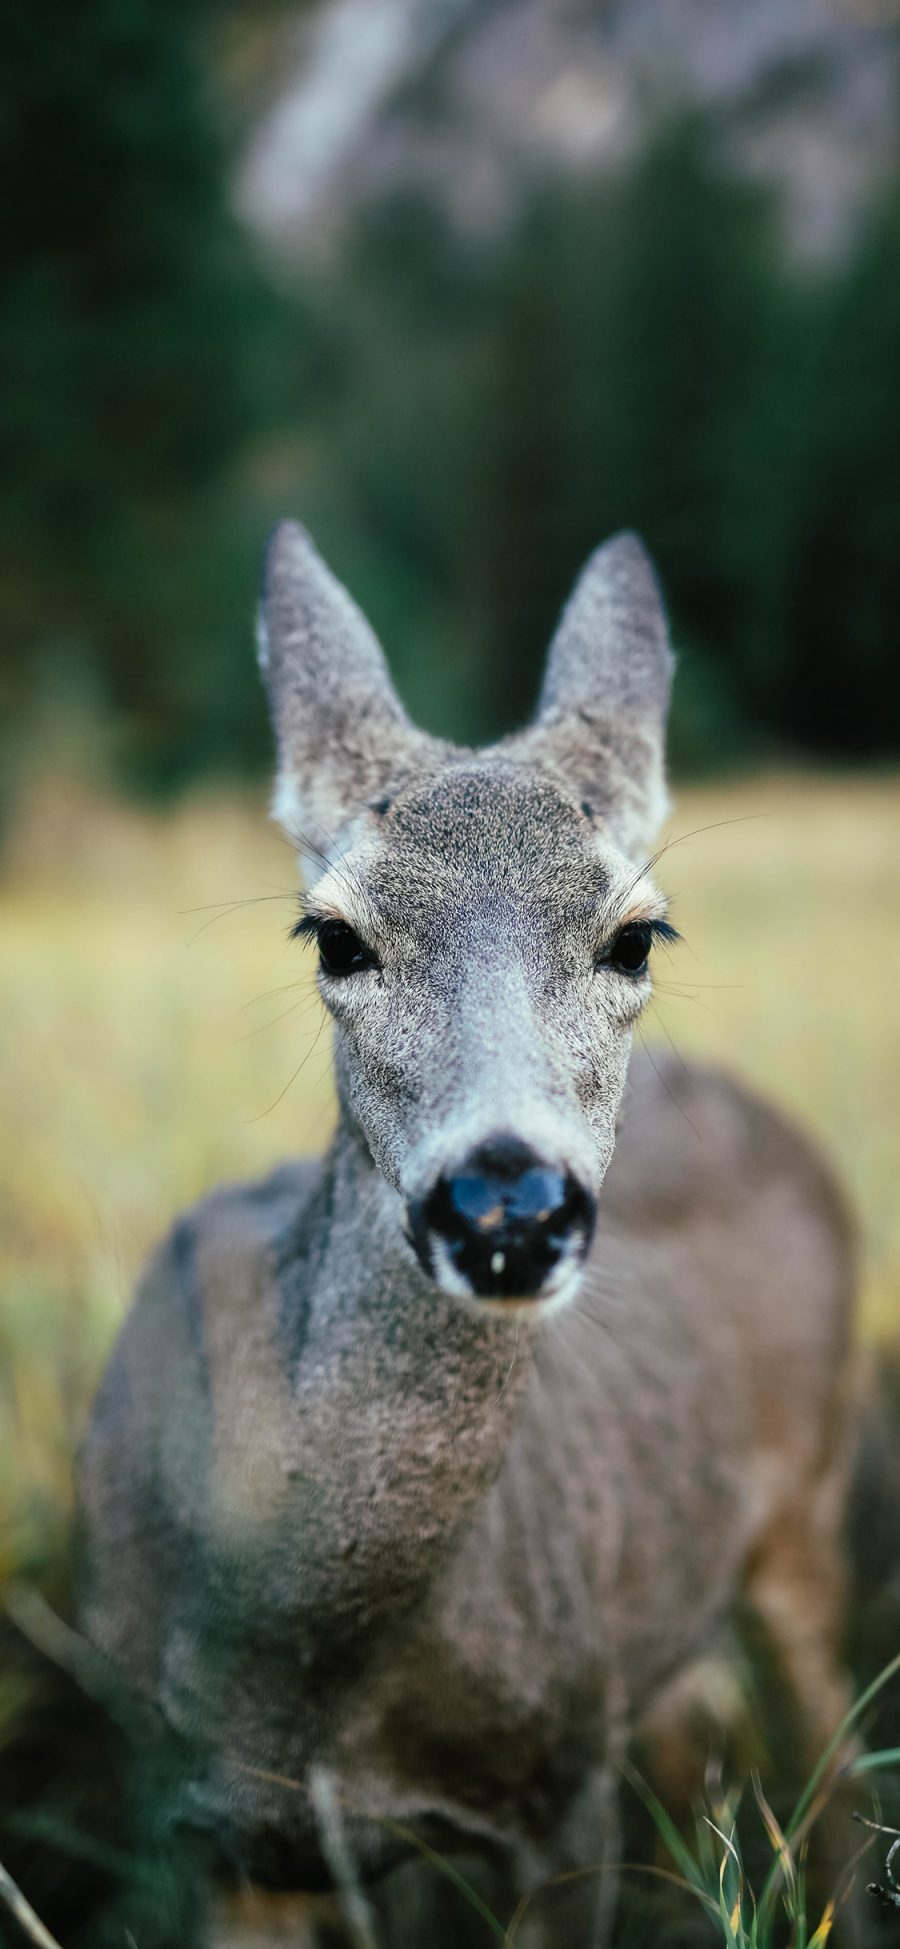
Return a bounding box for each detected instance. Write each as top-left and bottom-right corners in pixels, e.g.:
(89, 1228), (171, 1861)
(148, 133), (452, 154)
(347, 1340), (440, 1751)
(7, 0), (900, 792)
(2, 2), (900, 1937)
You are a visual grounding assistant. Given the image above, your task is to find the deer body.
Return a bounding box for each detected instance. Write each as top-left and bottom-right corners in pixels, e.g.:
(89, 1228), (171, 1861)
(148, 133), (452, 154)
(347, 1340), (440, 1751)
(78, 529), (855, 1945)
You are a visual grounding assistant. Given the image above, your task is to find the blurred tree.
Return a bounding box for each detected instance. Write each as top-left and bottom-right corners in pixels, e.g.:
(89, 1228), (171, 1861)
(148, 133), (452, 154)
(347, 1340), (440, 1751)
(761, 187), (900, 756)
(316, 108), (900, 765)
(0, 0), (292, 797)
(468, 118), (778, 753)
(3, 19), (899, 803)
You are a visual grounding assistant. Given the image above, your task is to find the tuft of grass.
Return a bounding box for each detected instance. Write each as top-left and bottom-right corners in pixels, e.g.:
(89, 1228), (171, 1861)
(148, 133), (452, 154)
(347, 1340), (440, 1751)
(617, 1649), (900, 1949)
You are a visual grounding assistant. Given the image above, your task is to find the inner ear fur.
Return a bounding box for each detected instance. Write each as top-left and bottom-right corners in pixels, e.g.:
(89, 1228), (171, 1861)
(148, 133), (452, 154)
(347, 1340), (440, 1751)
(514, 531), (674, 861)
(257, 521), (423, 854)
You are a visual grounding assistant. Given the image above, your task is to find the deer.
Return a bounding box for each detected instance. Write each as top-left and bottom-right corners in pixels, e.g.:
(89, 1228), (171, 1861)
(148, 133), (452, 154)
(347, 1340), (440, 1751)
(77, 523), (858, 1947)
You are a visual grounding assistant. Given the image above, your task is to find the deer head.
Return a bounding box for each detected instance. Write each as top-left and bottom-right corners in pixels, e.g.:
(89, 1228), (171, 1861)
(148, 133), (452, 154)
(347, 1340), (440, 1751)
(258, 522), (675, 1311)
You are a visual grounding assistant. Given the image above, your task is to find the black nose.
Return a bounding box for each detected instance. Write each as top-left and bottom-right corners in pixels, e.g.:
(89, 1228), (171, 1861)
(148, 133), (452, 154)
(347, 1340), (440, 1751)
(410, 1136), (596, 1300)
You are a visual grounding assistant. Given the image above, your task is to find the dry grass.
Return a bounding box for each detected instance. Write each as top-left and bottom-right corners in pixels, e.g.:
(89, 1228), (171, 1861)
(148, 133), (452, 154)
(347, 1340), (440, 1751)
(1, 770), (899, 1568)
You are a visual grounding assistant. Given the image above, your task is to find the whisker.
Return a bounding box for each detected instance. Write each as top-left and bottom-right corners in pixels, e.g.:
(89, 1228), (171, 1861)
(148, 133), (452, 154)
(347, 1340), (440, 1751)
(237, 995), (324, 1043)
(490, 1325), (521, 1413)
(183, 893), (299, 945)
(645, 1002), (690, 1075)
(654, 979), (741, 992)
(247, 1015), (330, 1122)
(652, 985), (720, 1018)
(569, 1296), (672, 1363)
(636, 1021), (703, 1142)
(180, 887), (299, 915)
(283, 813), (366, 887)
(647, 812), (769, 876)
(272, 823), (333, 877)
(282, 811), (381, 925)
(240, 979), (311, 1013)
(618, 811), (768, 912)
(275, 817), (358, 895)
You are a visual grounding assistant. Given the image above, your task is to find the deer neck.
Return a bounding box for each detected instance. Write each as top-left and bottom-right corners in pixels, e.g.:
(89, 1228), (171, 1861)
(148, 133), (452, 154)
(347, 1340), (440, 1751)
(204, 1117), (531, 1641)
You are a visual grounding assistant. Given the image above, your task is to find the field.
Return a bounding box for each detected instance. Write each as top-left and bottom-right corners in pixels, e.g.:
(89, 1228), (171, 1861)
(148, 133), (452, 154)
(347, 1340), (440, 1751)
(2, 769), (900, 1576)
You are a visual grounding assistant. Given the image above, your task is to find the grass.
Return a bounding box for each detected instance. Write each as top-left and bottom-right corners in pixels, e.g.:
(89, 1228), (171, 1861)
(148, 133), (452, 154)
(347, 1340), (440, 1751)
(616, 1651), (900, 1949)
(1, 767), (899, 1942)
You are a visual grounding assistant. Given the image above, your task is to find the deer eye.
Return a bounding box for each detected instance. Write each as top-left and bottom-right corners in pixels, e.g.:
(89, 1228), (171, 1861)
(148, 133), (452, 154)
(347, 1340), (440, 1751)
(317, 920), (379, 977)
(604, 921), (653, 978)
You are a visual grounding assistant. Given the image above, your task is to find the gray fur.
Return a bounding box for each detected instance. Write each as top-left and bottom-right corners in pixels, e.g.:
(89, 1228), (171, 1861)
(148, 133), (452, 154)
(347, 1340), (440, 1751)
(517, 531), (673, 859)
(79, 530), (857, 1947)
(258, 520), (433, 858)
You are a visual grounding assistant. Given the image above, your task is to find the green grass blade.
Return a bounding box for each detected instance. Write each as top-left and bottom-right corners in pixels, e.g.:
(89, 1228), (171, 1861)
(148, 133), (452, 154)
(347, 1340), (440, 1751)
(844, 1744), (900, 1778)
(758, 1650), (900, 1928)
(620, 1758), (712, 1897)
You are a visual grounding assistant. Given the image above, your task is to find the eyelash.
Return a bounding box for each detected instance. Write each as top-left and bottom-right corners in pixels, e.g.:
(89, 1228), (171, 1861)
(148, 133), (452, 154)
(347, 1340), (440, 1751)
(291, 914), (680, 977)
(597, 917), (681, 977)
(290, 914), (325, 945)
(291, 915), (381, 977)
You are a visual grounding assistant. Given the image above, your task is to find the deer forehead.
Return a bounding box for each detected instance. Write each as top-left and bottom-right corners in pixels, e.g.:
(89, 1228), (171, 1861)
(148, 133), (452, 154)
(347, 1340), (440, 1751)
(304, 760), (662, 938)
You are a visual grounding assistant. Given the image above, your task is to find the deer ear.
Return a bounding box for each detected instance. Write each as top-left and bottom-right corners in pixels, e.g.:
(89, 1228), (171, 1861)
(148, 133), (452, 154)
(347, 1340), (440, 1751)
(528, 532), (674, 860)
(257, 521), (415, 857)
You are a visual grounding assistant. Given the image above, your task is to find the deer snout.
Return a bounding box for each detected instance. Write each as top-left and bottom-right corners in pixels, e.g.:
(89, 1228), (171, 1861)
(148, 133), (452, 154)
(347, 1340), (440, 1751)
(408, 1135), (596, 1303)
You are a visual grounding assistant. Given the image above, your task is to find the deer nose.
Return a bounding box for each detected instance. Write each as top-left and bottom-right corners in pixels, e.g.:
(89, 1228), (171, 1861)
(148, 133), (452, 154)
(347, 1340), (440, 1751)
(410, 1136), (596, 1301)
